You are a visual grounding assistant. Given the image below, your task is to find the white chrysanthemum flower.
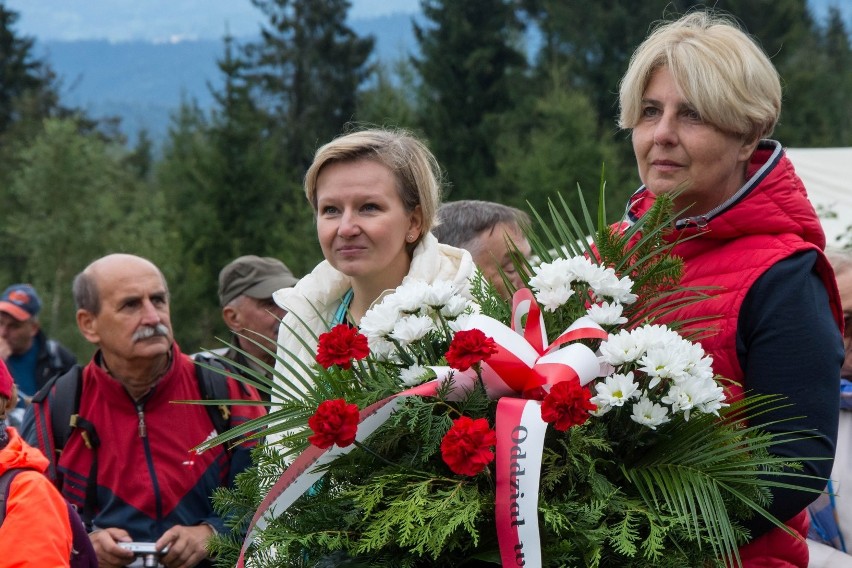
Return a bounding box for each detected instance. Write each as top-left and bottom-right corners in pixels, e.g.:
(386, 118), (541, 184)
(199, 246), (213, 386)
(424, 281), (458, 308)
(447, 313), (475, 333)
(594, 274), (638, 304)
(683, 344), (715, 382)
(530, 257), (631, 311)
(440, 295), (471, 319)
(660, 383), (695, 419)
(690, 376), (727, 416)
(535, 286), (575, 312)
(661, 376), (725, 421)
(399, 364), (431, 387)
(390, 314), (435, 344)
(360, 301), (401, 339)
(565, 256), (604, 284)
(528, 258), (575, 290)
(367, 336), (396, 361)
(589, 401), (611, 417)
(590, 372), (640, 408)
(631, 324), (682, 353)
(393, 280), (431, 314)
(638, 346), (690, 388)
(599, 330), (644, 365)
(586, 301), (627, 326)
(630, 395), (671, 429)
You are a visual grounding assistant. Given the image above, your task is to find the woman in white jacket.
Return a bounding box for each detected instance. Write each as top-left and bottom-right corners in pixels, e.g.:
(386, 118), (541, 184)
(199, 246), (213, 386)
(271, 128), (475, 405)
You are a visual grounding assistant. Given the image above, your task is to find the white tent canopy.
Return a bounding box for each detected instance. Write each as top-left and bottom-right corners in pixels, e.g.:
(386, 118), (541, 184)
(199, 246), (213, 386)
(785, 147), (852, 248)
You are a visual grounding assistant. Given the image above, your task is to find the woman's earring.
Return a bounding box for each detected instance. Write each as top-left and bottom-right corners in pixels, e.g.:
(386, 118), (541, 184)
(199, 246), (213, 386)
(406, 234), (415, 242)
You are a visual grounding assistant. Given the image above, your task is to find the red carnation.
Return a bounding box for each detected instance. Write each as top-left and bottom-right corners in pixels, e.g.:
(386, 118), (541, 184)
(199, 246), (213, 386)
(540, 380), (596, 431)
(440, 416), (497, 476)
(445, 329), (498, 372)
(307, 398), (360, 449)
(316, 324), (370, 370)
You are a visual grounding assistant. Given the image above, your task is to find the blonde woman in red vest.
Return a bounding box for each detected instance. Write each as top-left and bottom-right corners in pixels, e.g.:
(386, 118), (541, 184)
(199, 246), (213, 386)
(618, 11), (845, 567)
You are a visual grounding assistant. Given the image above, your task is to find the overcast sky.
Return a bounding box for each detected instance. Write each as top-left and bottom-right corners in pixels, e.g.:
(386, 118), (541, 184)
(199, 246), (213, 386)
(4, 0), (421, 42)
(4, 0), (848, 43)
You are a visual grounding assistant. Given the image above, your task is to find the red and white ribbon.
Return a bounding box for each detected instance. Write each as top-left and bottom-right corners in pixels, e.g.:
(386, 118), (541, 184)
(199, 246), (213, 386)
(460, 288), (607, 566)
(236, 288), (607, 567)
(495, 397), (548, 567)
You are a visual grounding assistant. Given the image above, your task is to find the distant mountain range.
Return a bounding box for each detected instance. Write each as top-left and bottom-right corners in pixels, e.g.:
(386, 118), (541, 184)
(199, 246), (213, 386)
(33, 1), (850, 147)
(37, 14), (421, 145)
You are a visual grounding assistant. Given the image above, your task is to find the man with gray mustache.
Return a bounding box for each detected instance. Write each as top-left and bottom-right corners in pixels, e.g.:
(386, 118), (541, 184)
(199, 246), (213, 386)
(133, 323), (170, 342)
(23, 253), (264, 568)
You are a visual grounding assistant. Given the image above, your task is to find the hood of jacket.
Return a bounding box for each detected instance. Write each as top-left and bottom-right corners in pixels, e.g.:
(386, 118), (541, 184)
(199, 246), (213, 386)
(0, 427), (49, 475)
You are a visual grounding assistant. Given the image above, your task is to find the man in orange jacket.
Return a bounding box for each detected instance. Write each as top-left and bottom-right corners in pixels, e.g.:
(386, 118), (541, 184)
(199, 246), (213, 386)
(0, 358), (74, 566)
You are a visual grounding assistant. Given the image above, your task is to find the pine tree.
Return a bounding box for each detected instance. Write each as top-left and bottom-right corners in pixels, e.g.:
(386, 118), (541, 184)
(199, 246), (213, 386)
(774, 5), (852, 146)
(0, 4), (58, 139)
(493, 83), (629, 221)
(243, 0), (375, 174)
(2, 118), (173, 356)
(413, 0), (527, 200)
(356, 60), (420, 131)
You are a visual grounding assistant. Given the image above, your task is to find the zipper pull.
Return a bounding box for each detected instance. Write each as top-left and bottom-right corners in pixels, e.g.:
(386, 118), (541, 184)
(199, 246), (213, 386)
(137, 406), (147, 438)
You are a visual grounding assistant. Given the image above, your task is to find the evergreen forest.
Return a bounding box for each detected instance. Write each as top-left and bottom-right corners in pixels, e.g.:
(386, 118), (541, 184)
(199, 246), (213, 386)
(0, 0), (850, 360)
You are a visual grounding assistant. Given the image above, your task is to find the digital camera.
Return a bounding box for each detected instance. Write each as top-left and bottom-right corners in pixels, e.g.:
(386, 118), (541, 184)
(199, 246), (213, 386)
(119, 542), (168, 568)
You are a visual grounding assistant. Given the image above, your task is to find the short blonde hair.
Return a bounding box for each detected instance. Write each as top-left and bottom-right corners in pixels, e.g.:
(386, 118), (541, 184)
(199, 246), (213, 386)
(304, 128), (443, 246)
(618, 11), (781, 141)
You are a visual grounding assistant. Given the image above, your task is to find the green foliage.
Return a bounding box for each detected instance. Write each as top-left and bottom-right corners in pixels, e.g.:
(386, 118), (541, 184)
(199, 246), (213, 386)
(206, 186), (816, 568)
(774, 5), (852, 146)
(414, 0), (527, 200)
(0, 117), (174, 357)
(1, 0), (849, 361)
(356, 60), (420, 132)
(352, 474), (486, 557)
(493, 85), (632, 221)
(0, 5), (58, 138)
(245, 0), (375, 174)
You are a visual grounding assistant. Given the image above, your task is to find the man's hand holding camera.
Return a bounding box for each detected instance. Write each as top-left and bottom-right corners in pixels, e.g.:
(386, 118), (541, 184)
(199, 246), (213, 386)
(155, 523), (214, 568)
(90, 523), (213, 567)
(90, 527), (136, 567)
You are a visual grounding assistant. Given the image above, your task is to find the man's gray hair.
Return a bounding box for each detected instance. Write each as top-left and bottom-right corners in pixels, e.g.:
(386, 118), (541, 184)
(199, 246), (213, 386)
(72, 271), (100, 314)
(826, 247), (852, 276)
(432, 200), (530, 254)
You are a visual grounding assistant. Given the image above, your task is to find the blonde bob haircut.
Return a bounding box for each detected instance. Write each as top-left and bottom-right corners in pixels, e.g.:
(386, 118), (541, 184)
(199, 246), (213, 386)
(304, 128), (443, 248)
(618, 11), (782, 142)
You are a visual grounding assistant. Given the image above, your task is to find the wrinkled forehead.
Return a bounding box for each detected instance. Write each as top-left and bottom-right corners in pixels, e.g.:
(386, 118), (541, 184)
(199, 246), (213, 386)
(92, 260), (167, 301)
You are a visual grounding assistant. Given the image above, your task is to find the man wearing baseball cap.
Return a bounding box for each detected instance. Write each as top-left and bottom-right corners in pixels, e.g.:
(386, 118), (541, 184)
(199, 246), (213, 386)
(0, 284), (76, 425)
(200, 256), (298, 401)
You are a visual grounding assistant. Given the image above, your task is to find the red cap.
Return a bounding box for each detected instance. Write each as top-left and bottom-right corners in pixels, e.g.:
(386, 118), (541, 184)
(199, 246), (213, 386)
(0, 360), (13, 400)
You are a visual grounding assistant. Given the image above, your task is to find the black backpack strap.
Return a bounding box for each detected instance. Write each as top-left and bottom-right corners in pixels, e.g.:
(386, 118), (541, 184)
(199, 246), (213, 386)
(0, 468), (29, 527)
(32, 365), (99, 454)
(31, 366), (81, 482)
(31, 365), (99, 526)
(193, 355), (234, 437)
(50, 366), (81, 452)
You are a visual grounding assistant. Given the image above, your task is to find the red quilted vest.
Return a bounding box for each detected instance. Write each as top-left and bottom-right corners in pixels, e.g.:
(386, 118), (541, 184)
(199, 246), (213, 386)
(626, 141), (843, 567)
